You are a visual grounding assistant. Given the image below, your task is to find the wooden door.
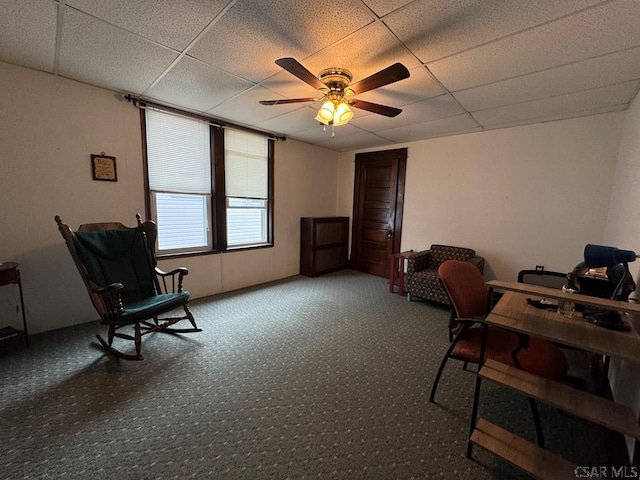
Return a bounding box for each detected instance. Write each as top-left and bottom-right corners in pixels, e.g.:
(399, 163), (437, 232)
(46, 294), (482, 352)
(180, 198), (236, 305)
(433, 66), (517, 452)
(351, 148), (407, 277)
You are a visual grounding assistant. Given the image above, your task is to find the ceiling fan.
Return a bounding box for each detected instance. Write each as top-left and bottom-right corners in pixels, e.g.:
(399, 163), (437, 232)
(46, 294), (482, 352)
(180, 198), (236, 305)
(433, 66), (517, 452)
(259, 58), (410, 129)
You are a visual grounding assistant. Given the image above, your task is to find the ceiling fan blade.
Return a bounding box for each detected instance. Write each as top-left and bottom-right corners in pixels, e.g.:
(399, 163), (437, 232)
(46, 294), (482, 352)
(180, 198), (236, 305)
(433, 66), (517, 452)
(351, 100), (402, 117)
(275, 58), (326, 90)
(259, 97), (318, 105)
(349, 63), (410, 95)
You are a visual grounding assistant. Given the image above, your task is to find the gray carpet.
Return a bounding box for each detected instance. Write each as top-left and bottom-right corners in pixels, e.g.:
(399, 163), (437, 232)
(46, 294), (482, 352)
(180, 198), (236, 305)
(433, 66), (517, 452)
(0, 270), (621, 479)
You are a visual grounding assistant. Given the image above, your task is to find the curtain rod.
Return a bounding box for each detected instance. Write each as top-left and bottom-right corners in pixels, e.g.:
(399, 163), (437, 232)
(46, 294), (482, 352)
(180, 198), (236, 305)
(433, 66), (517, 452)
(123, 94), (286, 142)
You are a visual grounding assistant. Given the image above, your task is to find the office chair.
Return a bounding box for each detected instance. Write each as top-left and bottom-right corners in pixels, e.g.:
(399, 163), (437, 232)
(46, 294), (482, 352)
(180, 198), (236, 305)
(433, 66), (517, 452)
(430, 260), (568, 403)
(517, 269), (568, 290)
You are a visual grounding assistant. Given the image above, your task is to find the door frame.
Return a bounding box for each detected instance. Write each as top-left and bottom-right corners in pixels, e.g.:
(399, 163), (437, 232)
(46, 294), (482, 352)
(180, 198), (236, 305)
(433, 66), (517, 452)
(350, 148), (407, 272)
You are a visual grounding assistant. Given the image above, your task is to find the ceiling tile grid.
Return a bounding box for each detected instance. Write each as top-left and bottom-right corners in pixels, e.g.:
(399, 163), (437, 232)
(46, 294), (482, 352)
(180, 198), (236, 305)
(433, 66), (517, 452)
(454, 47), (640, 112)
(0, 0), (638, 151)
(472, 80), (640, 126)
(58, 7), (179, 94)
(187, 0), (376, 83)
(377, 114), (483, 144)
(382, 0), (604, 63)
(65, 0), (228, 51)
(427, 0), (640, 91)
(144, 56), (254, 112)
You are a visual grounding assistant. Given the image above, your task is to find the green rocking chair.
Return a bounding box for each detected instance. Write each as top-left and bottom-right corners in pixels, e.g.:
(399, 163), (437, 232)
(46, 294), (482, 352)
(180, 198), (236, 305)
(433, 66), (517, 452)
(55, 214), (202, 360)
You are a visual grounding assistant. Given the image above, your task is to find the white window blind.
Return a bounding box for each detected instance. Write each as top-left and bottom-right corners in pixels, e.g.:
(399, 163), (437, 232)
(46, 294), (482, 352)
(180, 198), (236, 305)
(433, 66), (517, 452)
(146, 108), (211, 193)
(225, 128), (268, 199)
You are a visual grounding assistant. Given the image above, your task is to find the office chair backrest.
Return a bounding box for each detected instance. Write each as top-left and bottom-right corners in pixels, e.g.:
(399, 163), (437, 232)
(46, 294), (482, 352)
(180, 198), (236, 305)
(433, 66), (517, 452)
(438, 260), (488, 319)
(518, 269), (568, 290)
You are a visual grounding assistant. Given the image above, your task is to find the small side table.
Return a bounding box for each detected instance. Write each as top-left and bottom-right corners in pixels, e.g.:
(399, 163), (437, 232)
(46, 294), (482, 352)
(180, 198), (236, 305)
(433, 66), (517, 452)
(389, 250), (414, 295)
(0, 262), (28, 348)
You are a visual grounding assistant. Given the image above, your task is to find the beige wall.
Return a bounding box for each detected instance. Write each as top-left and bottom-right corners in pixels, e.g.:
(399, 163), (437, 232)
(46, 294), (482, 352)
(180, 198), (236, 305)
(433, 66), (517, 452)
(0, 61), (339, 334)
(604, 93), (640, 458)
(338, 113), (625, 282)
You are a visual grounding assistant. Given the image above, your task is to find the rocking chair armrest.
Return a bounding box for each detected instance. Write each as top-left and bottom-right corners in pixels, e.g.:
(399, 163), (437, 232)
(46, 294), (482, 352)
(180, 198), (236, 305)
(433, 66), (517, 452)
(155, 266), (189, 278)
(88, 280), (124, 294)
(155, 266), (188, 293)
(88, 281), (125, 318)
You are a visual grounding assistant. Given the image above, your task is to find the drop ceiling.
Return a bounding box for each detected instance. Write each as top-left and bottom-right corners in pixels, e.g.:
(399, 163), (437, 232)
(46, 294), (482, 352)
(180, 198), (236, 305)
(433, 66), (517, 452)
(1, 0), (639, 152)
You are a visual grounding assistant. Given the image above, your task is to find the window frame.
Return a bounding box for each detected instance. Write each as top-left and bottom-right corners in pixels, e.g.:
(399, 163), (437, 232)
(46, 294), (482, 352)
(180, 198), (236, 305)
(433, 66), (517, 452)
(141, 105), (274, 257)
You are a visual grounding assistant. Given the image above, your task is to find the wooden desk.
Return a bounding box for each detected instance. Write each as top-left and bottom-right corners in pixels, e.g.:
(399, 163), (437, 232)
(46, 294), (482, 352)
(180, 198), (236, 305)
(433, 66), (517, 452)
(489, 290), (640, 363)
(468, 281), (640, 478)
(0, 262), (28, 348)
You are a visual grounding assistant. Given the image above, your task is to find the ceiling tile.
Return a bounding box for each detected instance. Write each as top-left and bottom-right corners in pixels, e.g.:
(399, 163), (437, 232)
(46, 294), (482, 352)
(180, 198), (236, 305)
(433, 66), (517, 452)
(255, 105), (323, 135)
(454, 47), (640, 112)
(472, 80), (640, 126)
(289, 123), (370, 145)
(298, 21), (420, 80)
(429, 0), (640, 91)
(377, 114), (482, 143)
(188, 0), (374, 83)
(484, 104), (628, 131)
(259, 70), (325, 101)
(58, 7), (178, 93)
(384, 0), (601, 63)
(145, 56), (253, 112)
(66, 0), (228, 51)
(315, 132), (395, 152)
(0, 0), (57, 72)
(208, 86), (305, 126)
(350, 94), (465, 132)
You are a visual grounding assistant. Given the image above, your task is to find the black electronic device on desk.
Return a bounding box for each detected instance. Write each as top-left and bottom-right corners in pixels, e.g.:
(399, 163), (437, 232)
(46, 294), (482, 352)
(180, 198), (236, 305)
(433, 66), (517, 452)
(568, 244), (639, 331)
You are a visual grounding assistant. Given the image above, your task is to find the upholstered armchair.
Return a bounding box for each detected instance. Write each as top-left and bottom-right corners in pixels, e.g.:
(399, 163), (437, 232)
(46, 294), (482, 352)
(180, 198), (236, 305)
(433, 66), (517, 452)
(406, 244), (484, 304)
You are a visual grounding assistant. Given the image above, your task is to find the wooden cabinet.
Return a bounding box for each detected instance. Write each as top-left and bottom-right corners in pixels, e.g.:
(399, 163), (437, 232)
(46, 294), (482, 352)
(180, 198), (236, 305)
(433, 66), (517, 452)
(0, 262), (28, 352)
(300, 217), (349, 277)
(469, 281), (640, 478)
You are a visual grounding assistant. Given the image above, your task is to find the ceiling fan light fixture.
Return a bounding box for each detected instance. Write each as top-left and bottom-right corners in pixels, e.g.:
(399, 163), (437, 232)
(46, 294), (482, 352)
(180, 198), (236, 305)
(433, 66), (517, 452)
(315, 100), (335, 125)
(262, 58), (410, 134)
(332, 101), (353, 126)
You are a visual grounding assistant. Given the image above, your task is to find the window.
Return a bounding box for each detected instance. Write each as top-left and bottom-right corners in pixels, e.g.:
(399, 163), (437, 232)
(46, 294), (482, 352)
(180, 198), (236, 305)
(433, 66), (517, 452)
(225, 128), (269, 247)
(143, 107), (273, 255)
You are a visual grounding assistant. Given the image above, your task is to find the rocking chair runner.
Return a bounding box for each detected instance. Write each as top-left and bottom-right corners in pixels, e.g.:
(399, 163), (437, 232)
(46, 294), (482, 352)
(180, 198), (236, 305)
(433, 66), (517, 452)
(55, 214), (202, 360)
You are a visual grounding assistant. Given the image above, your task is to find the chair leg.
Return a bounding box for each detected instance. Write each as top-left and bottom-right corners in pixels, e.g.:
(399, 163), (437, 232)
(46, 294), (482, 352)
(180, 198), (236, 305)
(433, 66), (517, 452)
(511, 337), (545, 448)
(107, 325), (115, 346)
(462, 361), (469, 371)
(134, 323), (142, 358)
(528, 398), (544, 448)
(467, 324), (489, 459)
(429, 330), (466, 403)
(184, 304), (198, 330)
(159, 304), (203, 334)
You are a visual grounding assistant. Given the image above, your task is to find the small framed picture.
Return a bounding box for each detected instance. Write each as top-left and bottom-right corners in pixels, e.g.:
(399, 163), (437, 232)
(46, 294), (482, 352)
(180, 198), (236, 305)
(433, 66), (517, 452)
(91, 154), (117, 182)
